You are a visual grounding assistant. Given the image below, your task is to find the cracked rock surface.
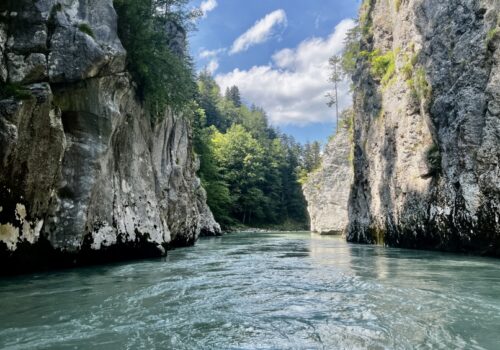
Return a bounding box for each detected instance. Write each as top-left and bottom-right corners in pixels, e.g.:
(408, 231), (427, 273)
(0, 0), (220, 274)
(347, 0), (500, 255)
(303, 125), (353, 235)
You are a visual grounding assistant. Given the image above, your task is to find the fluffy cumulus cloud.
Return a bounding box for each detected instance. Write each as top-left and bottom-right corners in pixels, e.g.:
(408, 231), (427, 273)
(216, 19), (356, 126)
(200, 0), (217, 17)
(229, 9), (288, 55)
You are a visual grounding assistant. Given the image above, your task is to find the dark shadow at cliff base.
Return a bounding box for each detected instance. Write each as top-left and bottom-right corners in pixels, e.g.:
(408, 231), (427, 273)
(199, 228), (224, 237)
(348, 188), (500, 258)
(0, 236), (197, 276)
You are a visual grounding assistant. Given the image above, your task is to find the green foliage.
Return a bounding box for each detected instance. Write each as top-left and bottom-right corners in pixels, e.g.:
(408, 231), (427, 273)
(197, 71), (231, 130)
(370, 50), (396, 86)
(416, 68), (431, 97)
(255, 219), (309, 232)
(0, 82), (32, 100)
(78, 23), (95, 38)
(302, 141), (322, 173)
(194, 125), (234, 225)
(341, 26), (362, 76)
(114, 0), (198, 118)
(408, 67), (431, 101)
(344, 47), (398, 87)
(339, 109), (354, 133)
(487, 14), (500, 48)
(359, 0), (374, 37)
(328, 55), (343, 86)
(486, 28), (499, 47)
(225, 86), (242, 107)
(193, 74), (309, 228)
(297, 141), (322, 185)
(297, 168), (310, 185)
(210, 125), (264, 224)
(327, 55), (343, 133)
(401, 53), (416, 80)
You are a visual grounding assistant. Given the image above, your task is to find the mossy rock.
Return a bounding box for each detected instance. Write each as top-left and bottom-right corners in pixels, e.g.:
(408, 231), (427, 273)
(78, 23), (95, 38)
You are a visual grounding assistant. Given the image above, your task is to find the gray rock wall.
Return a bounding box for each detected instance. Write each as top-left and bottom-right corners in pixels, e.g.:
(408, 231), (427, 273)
(0, 0), (220, 274)
(303, 125), (354, 234)
(347, 0), (500, 255)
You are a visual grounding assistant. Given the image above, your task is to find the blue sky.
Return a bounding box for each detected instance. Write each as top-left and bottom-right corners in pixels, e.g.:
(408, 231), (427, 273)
(189, 0), (361, 144)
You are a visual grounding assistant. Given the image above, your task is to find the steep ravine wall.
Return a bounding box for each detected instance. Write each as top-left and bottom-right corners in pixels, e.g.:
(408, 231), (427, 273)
(347, 0), (500, 255)
(0, 0), (220, 274)
(303, 125), (354, 234)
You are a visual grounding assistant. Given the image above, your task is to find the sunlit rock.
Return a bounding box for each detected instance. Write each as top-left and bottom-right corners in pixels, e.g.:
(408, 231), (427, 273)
(347, 0), (500, 255)
(303, 125), (354, 235)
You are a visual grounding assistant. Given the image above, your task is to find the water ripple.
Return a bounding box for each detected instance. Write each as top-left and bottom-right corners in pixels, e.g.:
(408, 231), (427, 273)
(1, 232), (500, 349)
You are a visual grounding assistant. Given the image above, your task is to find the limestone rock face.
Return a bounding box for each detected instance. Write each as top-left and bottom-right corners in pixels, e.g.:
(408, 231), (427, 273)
(0, 23), (7, 82)
(303, 125), (353, 234)
(347, 0), (500, 255)
(0, 0), (220, 273)
(2, 0), (125, 84)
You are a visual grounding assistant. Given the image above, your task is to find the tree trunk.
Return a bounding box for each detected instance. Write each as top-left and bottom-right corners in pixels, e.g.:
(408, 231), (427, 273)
(335, 79), (339, 134)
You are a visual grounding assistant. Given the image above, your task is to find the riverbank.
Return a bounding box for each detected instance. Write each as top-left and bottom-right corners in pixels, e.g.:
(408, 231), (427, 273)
(222, 220), (309, 234)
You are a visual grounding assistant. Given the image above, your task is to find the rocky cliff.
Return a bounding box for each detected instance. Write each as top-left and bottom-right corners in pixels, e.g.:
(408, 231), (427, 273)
(303, 124), (354, 234)
(347, 0), (500, 255)
(0, 0), (220, 274)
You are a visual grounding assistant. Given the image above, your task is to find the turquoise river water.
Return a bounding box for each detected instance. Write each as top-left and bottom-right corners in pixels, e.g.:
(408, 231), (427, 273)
(1, 231), (500, 349)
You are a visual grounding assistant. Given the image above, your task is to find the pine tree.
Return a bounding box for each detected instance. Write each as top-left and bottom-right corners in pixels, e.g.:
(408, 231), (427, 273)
(327, 55), (343, 134)
(225, 86), (242, 107)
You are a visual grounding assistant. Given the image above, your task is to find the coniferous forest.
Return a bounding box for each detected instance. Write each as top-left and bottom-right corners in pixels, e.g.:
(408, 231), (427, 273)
(193, 72), (322, 229)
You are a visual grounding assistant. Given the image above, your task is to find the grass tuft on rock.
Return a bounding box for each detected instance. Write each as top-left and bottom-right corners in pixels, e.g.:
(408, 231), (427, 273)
(370, 50), (396, 87)
(78, 23), (95, 38)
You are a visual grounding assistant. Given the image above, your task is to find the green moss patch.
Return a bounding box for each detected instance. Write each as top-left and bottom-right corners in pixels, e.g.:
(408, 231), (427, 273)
(369, 50), (397, 87)
(78, 23), (95, 38)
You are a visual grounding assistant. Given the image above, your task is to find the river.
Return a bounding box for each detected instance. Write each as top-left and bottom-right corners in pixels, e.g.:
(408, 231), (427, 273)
(1, 232), (500, 349)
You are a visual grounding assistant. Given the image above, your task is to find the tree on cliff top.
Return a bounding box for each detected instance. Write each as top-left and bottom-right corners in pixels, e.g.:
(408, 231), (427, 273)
(114, 0), (199, 118)
(326, 55), (343, 134)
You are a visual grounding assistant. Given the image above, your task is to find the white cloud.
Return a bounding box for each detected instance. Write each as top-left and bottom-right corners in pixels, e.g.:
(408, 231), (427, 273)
(199, 48), (225, 59)
(206, 59), (219, 74)
(229, 9), (288, 55)
(200, 0), (217, 17)
(216, 19), (356, 126)
(200, 50), (217, 59)
(199, 48), (225, 74)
